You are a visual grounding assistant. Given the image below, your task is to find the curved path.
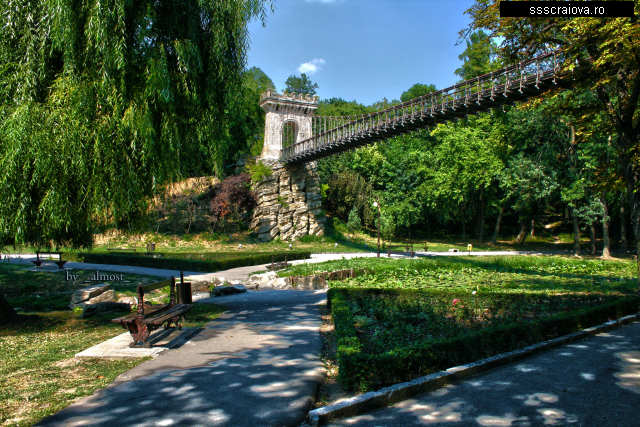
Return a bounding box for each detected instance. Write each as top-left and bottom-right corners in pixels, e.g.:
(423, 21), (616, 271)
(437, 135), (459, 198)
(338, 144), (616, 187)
(5, 249), (562, 283)
(36, 290), (327, 427)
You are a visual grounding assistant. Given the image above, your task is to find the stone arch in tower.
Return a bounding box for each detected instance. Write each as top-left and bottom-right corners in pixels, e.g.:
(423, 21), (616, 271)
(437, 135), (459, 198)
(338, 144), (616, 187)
(281, 119), (300, 150)
(259, 90), (318, 160)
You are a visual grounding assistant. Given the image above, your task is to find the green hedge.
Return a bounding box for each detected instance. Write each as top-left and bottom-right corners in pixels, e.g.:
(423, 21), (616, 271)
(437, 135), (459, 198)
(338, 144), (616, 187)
(79, 251), (311, 272)
(91, 251), (311, 261)
(329, 288), (640, 391)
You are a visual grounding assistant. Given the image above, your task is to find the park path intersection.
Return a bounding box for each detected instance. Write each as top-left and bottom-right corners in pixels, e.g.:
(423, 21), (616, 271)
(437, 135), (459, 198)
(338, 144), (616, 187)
(17, 249), (630, 426)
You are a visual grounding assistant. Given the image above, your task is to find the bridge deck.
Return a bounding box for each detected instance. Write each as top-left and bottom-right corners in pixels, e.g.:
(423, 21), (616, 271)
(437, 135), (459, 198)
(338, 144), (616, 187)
(282, 51), (574, 164)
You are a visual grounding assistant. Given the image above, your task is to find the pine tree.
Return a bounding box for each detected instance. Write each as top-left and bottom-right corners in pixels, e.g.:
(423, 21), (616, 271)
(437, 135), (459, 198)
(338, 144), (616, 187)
(347, 206), (361, 235)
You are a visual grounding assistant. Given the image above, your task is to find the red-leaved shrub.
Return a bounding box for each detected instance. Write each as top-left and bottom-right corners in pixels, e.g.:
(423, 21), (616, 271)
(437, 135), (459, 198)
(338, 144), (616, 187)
(207, 174), (257, 231)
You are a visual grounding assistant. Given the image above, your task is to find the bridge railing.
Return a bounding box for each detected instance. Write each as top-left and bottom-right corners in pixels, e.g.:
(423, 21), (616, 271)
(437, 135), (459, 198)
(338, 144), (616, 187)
(281, 50), (565, 162)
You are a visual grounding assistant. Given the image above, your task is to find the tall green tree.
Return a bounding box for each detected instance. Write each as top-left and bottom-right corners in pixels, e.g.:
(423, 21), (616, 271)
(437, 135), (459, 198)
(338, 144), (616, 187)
(317, 98), (369, 117)
(455, 29), (500, 80)
(347, 206), (362, 236)
(323, 170), (374, 226)
(451, 31), (502, 241)
(244, 66), (276, 94)
(0, 0), (272, 248)
(284, 73), (318, 96)
(378, 212), (396, 244)
(427, 116), (505, 242)
(464, 0), (640, 289)
(228, 67), (275, 158)
(400, 83), (437, 102)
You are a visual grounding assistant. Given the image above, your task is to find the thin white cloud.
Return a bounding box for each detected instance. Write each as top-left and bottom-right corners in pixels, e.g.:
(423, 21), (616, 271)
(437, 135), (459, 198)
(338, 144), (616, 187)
(297, 58), (325, 75)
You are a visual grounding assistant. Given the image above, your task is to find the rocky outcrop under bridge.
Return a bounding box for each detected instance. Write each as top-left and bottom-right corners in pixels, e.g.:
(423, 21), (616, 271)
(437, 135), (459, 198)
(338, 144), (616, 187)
(251, 160), (326, 242)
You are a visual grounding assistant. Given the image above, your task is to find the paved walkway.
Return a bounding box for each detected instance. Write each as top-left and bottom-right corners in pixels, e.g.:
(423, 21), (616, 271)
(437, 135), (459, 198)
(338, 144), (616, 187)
(324, 321), (640, 427)
(4, 249), (560, 283)
(37, 290), (327, 427)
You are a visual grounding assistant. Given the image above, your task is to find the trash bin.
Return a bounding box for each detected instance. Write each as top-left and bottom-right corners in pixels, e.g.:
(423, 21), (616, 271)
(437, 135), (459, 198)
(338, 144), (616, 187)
(147, 243), (155, 252)
(177, 281), (192, 304)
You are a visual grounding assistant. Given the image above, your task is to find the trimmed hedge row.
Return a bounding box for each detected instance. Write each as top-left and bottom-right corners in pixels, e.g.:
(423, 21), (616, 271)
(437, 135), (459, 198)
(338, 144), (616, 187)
(79, 251), (312, 273)
(98, 251), (306, 260)
(328, 288), (640, 392)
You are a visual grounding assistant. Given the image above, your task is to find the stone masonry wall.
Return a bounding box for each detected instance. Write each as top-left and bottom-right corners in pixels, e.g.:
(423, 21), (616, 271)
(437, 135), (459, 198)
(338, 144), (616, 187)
(251, 160), (326, 241)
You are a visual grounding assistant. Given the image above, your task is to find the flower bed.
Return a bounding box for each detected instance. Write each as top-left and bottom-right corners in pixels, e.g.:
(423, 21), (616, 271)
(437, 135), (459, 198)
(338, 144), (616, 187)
(280, 256), (637, 294)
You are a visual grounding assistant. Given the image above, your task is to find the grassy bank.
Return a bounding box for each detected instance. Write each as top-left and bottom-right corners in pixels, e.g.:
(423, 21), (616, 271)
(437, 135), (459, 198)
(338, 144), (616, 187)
(3, 224), (597, 258)
(0, 312), (148, 426)
(0, 304), (225, 427)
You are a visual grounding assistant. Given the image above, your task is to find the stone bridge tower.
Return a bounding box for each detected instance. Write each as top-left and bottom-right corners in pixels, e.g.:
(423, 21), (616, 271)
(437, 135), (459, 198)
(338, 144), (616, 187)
(251, 90), (326, 241)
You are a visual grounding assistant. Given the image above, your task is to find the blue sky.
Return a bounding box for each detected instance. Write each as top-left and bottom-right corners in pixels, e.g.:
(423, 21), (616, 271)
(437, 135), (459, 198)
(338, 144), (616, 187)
(247, 0), (476, 106)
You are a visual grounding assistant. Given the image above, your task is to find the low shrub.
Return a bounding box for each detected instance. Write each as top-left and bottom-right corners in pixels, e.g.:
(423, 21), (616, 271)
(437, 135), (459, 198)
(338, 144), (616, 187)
(79, 251), (312, 272)
(329, 288), (640, 391)
(245, 160), (273, 183)
(206, 173), (257, 232)
(8, 293), (71, 311)
(298, 234), (324, 243)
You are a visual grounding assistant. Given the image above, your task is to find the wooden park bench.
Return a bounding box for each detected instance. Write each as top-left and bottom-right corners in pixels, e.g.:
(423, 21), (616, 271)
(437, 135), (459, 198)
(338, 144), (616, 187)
(111, 276), (193, 348)
(107, 247), (136, 252)
(31, 251), (67, 269)
(386, 244), (416, 258)
(266, 255), (289, 271)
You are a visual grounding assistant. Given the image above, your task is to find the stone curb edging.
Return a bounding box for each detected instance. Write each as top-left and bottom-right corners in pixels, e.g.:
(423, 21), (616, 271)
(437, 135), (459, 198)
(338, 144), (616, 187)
(306, 312), (640, 427)
(309, 252), (378, 256)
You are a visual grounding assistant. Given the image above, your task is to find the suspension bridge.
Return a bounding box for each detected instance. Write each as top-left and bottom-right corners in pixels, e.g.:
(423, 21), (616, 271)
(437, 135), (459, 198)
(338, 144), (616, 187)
(280, 50), (574, 164)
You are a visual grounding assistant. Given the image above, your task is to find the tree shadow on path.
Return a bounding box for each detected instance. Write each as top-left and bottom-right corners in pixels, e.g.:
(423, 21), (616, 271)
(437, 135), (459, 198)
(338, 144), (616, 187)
(36, 290), (327, 427)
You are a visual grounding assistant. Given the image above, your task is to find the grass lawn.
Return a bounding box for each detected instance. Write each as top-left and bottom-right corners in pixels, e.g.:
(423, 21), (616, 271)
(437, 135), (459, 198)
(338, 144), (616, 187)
(290, 255), (640, 393)
(0, 263), (161, 311)
(0, 312), (150, 426)
(0, 264), (226, 426)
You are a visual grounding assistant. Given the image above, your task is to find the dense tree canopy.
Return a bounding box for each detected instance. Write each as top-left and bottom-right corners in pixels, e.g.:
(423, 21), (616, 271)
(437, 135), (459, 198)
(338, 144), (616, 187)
(228, 67), (275, 158)
(0, 0), (272, 248)
(267, 8), (636, 270)
(314, 20), (634, 261)
(2, 0), (636, 265)
(462, 0), (640, 285)
(454, 29), (501, 80)
(400, 83), (437, 103)
(317, 98), (370, 117)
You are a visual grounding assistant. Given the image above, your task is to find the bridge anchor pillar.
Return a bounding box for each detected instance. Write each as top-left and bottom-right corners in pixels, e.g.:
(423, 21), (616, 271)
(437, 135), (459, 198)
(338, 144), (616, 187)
(251, 90), (325, 241)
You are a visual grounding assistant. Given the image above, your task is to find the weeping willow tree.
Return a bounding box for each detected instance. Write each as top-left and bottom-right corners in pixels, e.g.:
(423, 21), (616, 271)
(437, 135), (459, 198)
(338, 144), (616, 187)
(0, 0), (272, 248)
